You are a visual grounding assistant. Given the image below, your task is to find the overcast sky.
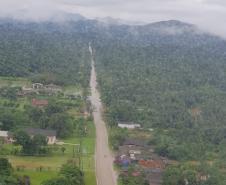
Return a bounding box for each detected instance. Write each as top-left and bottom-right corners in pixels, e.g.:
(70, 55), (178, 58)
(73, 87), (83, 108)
(0, 0), (226, 38)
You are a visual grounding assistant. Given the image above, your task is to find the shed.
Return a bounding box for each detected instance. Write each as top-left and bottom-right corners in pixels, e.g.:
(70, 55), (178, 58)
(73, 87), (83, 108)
(118, 122), (141, 129)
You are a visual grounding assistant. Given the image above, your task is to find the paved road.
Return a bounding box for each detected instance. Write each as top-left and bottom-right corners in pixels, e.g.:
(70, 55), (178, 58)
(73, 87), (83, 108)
(89, 45), (117, 185)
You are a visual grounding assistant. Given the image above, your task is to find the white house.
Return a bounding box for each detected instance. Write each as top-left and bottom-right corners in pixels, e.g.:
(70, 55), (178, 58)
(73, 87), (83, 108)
(0, 131), (13, 143)
(118, 122), (141, 129)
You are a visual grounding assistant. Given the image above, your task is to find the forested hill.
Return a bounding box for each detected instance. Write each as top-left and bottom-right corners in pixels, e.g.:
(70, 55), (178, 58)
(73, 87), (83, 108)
(92, 20), (226, 161)
(0, 19), (92, 86)
(1, 16), (226, 160)
(93, 19), (226, 127)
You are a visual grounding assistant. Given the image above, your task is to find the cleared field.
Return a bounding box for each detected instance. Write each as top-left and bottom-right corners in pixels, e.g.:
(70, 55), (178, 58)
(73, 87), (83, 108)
(0, 77), (31, 87)
(6, 122), (96, 185)
(16, 170), (96, 185)
(64, 85), (82, 95)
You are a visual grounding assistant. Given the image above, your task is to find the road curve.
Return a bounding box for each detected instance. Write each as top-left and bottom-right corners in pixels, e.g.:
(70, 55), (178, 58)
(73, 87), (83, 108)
(89, 45), (117, 185)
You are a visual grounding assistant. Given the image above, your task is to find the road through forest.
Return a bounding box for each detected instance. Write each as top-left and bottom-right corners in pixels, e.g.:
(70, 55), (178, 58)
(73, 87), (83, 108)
(89, 45), (117, 185)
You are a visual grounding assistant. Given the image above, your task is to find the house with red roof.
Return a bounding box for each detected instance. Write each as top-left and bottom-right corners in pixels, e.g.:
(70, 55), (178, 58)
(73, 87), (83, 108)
(32, 98), (48, 107)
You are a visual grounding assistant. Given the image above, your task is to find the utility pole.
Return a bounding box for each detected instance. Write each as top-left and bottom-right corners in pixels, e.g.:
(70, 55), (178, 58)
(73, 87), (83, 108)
(78, 118), (84, 171)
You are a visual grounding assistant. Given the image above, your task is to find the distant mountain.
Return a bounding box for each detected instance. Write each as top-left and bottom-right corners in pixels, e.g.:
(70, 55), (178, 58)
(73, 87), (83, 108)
(52, 13), (86, 22)
(1, 17), (225, 50)
(139, 20), (198, 35)
(95, 16), (145, 25)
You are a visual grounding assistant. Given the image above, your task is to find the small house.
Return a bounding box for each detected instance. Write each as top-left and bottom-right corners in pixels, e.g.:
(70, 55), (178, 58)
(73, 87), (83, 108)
(0, 131), (13, 143)
(25, 128), (56, 145)
(118, 122), (141, 129)
(32, 99), (48, 107)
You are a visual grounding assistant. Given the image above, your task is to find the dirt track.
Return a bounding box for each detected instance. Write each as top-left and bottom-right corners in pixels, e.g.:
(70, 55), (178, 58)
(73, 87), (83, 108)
(89, 45), (117, 185)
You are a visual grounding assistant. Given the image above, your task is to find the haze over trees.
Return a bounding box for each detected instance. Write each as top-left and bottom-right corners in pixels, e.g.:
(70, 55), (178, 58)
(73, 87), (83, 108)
(93, 21), (226, 162)
(1, 17), (226, 184)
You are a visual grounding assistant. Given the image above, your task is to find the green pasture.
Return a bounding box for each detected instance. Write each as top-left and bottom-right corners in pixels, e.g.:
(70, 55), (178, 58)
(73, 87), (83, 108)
(4, 122), (96, 185)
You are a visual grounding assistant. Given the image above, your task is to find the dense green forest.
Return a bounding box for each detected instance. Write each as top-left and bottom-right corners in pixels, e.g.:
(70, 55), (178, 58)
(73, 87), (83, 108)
(94, 22), (226, 162)
(0, 21), (91, 87)
(2, 18), (226, 184)
(93, 23), (226, 184)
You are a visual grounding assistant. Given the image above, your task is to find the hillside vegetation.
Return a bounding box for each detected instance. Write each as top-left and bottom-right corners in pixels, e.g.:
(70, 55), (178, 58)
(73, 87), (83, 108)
(0, 21), (91, 87)
(1, 18), (226, 184)
(94, 21), (226, 162)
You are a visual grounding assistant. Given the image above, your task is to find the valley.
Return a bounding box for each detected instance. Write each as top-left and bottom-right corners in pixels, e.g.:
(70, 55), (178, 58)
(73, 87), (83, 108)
(1, 18), (226, 185)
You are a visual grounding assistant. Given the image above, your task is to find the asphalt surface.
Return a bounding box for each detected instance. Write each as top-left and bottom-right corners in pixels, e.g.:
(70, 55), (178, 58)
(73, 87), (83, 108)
(89, 46), (117, 185)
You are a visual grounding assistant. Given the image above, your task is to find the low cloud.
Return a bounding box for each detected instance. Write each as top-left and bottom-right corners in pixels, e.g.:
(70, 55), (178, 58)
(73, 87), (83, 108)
(0, 0), (225, 38)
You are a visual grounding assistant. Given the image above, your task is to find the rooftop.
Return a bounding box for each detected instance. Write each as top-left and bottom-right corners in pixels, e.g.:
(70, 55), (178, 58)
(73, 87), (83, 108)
(32, 98), (48, 107)
(25, 128), (56, 137)
(0, 131), (8, 137)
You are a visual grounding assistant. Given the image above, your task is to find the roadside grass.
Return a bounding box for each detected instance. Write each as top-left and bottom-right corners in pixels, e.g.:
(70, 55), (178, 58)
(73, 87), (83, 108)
(84, 171), (97, 185)
(16, 167), (96, 185)
(8, 155), (69, 169)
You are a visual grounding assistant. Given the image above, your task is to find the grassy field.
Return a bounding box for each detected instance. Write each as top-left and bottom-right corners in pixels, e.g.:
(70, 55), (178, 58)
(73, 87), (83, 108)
(64, 85), (82, 96)
(7, 122), (96, 185)
(17, 170), (57, 185)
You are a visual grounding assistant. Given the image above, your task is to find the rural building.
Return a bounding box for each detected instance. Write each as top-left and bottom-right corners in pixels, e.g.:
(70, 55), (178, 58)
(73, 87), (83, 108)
(138, 159), (165, 169)
(32, 98), (48, 107)
(0, 131), (14, 143)
(20, 83), (62, 97)
(25, 128), (57, 145)
(32, 83), (44, 89)
(0, 131), (9, 143)
(118, 122), (141, 129)
(116, 139), (169, 185)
